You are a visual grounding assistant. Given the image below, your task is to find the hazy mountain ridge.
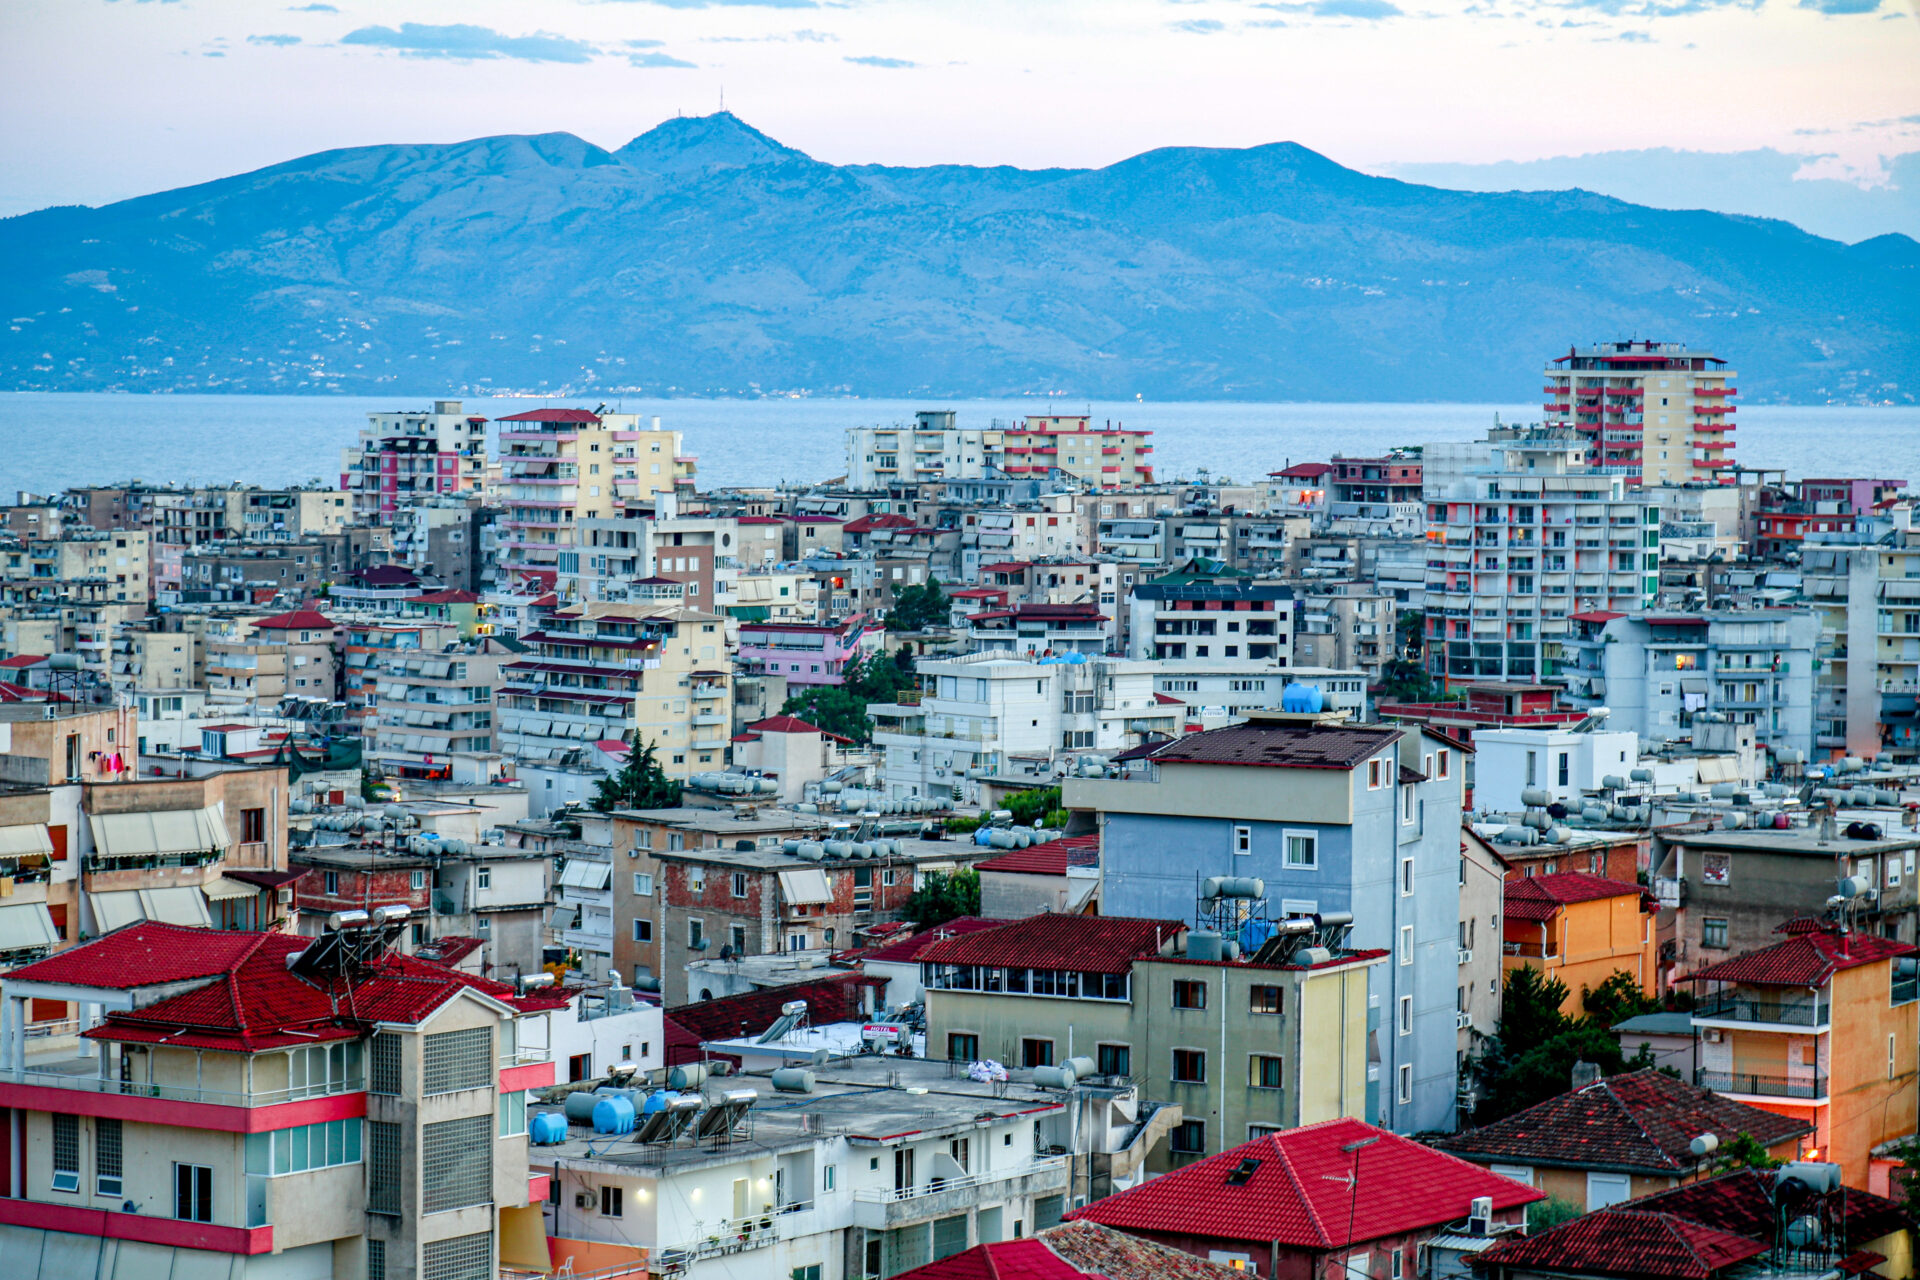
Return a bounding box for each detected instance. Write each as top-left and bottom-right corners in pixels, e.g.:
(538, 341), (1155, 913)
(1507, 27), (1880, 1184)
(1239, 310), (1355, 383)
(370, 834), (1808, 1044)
(1, 113), (1913, 402)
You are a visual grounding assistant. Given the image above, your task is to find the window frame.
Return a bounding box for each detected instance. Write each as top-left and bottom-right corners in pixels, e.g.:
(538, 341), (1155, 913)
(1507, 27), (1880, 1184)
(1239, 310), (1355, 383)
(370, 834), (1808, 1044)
(1398, 994), (1413, 1036)
(1249, 1054), (1284, 1090)
(1171, 1047), (1207, 1084)
(1399, 925), (1413, 966)
(1249, 984), (1284, 1015)
(1233, 824), (1252, 856)
(1172, 979), (1208, 1010)
(1283, 828), (1318, 870)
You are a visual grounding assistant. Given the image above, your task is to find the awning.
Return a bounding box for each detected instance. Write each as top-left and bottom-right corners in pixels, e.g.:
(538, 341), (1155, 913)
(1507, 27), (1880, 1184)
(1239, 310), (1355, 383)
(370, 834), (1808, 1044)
(1680, 677), (1709, 695)
(778, 868), (834, 906)
(90, 887), (213, 932)
(0, 824), (54, 857)
(1696, 756), (1741, 784)
(201, 876), (259, 902)
(88, 806), (230, 858)
(0, 903), (58, 953)
(558, 860), (612, 890)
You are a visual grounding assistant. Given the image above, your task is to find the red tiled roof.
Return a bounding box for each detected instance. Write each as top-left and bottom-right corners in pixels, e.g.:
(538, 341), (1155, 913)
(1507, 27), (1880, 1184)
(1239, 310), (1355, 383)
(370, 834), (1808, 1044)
(1434, 1070), (1810, 1175)
(1146, 722), (1403, 771)
(919, 914), (1182, 976)
(409, 590), (481, 605)
(1625, 1168), (1914, 1245)
(1504, 872), (1646, 922)
(844, 513), (918, 533)
(898, 1221), (1247, 1280)
(976, 834), (1098, 877)
(8, 922), (280, 990)
(1067, 1118), (1541, 1247)
(745, 715), (829, 736)
(497, 408), (602, 424)
(1271, 463), (1333, 479)
(1472, 1210), (1766, 1279)
(0, 682), (66, 702)
(0, 654), (46, 668)
(1683, 930), (1914, 988)
(855, 917), (1011, 965)
(251, 607), (336, 631)
(667, 973), (885, 1044)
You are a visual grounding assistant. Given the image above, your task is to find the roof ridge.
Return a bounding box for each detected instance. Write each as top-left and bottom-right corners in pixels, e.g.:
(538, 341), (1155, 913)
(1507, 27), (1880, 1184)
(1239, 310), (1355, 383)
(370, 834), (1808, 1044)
(1270, 1129), (1336, 1249)
(1600, 1076), (1680, 1172)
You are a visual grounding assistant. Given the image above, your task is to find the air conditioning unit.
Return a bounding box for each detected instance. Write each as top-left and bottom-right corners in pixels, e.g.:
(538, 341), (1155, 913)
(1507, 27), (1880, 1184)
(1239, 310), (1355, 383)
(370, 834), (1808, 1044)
(1703, 1028), (1723, 1043)
(277, 887), (293, 904)
(575, 1192), (593, 1209)
(1468, 1195), (1493, 1235)
(1456, 1011), (1472, 1030)
(1457, 948), (1473, 965)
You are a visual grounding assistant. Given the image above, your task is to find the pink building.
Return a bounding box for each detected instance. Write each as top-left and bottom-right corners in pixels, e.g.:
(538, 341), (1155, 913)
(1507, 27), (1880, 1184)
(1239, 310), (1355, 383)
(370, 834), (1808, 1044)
(736, 616), (883, 687)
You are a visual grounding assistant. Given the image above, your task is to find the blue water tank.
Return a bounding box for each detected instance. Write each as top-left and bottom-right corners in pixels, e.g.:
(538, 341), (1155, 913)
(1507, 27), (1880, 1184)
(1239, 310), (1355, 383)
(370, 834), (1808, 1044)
(1239, 918), (1275, 954)
(1281, 682), (1325, 714)
(641, 1089), (679, 1115)
(530, 1113), (568, 1145)
(975, 828), (994, 846)
(592, 1095), (636, 1135)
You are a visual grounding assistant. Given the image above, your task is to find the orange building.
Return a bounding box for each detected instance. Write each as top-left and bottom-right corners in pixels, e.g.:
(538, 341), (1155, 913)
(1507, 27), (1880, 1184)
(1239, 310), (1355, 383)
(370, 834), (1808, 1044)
(1503, 872), (1656, 1016)
(1685, 920), (1918, 1190)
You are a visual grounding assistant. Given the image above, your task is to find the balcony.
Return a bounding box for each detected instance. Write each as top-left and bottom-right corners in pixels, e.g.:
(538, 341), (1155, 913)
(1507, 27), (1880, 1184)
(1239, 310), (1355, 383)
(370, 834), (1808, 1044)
(655, 1202), (817, 1274)
(0, 1058), (363, 1108)
(1693, 993), (1828, 1028)
(850, 1157), (1067, 1229)
(1695, 1069), (1827, 1101)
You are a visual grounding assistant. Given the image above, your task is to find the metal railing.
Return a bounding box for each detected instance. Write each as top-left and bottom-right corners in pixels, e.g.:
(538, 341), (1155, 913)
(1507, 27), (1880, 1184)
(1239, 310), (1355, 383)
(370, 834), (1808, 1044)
(658, 1201), (815, 1268)
(1696, 1069), (1827, 1100)
(850, 1157), (1066, 1204)
(0, 1064), (364, 1107)
(1693, 994), (1827, 1027)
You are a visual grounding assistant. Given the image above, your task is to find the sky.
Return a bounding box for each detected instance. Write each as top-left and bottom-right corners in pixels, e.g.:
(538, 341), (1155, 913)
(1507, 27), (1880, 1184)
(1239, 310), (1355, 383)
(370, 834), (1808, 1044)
(2, 0), (1917, 232)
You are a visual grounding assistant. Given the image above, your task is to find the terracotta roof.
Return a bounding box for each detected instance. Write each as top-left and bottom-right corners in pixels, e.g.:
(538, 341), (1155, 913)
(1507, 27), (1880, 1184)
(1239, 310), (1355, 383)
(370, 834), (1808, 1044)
(1146, 722), (1403, 771)
(497, 408), (602, 424)
(409, 589), (480, 605)
(1571, 610), (1627, 623)
(1504, 872), (1646, 923)
(1068, 1118), (1541, 1247)
(856, 918), (1011, 965)
(1683, 930), (1914, 987)
(0, 654), (46, 668)
(1153, 692), (1185, 705)
(250, 607), (336, 630)
(744, 714), (829, 736)
(8, 922), (282, 990)
(899, 1221), (1247, 1279)
(1472, 1210), (1766, 1279)
(667, 972), (884, 1044)
(919, 914), (1181, 976)
(1271, 463), (1333, 479)
(976, 834), (1099, 878)
(1625, 1168), (1914, 1246)
(1434, 1070), (1811, 1175)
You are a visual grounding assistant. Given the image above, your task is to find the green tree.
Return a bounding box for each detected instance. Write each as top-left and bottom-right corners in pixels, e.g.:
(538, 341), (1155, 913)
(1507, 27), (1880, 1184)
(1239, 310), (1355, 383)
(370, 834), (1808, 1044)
(1717, 1132), (1784, 1172)
(1477, 1024), (1631, 1122)
(844, 649), (915, 704)
(903, 868), (981, 928)
(887, 578), (950, 632)
(1527, 1196), (1584, 1234)
(589, 740), (682, 812)
(1378, 658), (1440, 703)
(1501, 966), (1573, 1047)
(1395, 609), (1426, 661)
(780, 685), (874, 744)
(1582, 970), (1661, 1029)
(1003, 786), (1063, 828)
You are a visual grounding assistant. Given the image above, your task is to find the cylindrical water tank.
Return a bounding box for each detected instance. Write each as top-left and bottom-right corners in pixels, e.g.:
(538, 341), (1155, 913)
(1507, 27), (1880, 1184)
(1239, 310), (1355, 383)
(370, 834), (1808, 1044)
(1710, 782), (1737, 799)
(1601, 775), (1627, 790)
(1187, 932), (1225, 962)
(1063, 1056), (1096, 1080)
(825, 841), (855, 859)
(592, 1096), (636, 1135)
(1032, 1065), (1077, 1089)
(822, 780), (843, 794)
(530, 1112), (568, 1145)
(771, 1069), (816, 1093)
(1630, 768), (1654, 783)
(1214, 877), (1266, 899)
(1520, 787), (1552, 808)
(642, 1090), (679, 1115)
(669, 1063), (710, 1090)
(975, 829), (994, 847)
(1544, 826), (1570, 844)
(564, 1092), (601, 1124)
(1521, 811), (1551, 831)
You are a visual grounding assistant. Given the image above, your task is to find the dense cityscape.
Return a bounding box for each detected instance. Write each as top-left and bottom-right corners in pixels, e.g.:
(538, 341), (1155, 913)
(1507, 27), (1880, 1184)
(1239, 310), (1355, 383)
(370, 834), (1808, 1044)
(0, 337), (1914, 1279)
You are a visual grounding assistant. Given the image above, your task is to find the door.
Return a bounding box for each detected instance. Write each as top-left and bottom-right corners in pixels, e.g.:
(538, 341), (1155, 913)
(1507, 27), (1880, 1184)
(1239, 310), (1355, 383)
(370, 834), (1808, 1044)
(894, 1147), (915, 1193)
(1786, 1036), (1817, 1096)
(732, 1177), (749, 1221)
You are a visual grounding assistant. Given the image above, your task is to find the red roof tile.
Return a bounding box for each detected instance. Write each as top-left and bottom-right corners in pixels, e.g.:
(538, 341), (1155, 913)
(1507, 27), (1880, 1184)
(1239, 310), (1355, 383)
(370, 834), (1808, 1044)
(667, 973), (884, 1043)
(897, 1221), (1247, 1280)
(409, 589), (481, 605)
(497, 408), (602, 424)
(1624, 1168), (1914, 1245)
(1473, 1210), (1766, 1279)
(0, 654), (46, 668)
(1434, 1070), (1810, 1175)
(250, 607), (337, 631)
(1067, 1118), (1541, 1247)
(1504, 872), (1646, 922)
(919, 914), (1180, 976)
(745, 715), (829, 736)
(1271, 463), (1333, 479)
(854, 918), (1011, 965)
(976, 847), (1070, 876)
(844, 513), (919, 533)
(1683, 930), (1914, 987)
(8, 922), (278, 990)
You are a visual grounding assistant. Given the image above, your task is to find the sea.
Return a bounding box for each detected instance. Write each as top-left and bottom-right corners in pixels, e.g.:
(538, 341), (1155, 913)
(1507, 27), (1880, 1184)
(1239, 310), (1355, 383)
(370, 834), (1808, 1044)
(2, 393), (1917, 498)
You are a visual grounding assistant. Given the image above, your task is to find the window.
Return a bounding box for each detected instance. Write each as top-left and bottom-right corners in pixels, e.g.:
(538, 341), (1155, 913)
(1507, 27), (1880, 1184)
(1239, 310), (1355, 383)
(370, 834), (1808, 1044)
(1284, 830), (1318, 869)
(732, 924), (749, 955)
(1402, 785), (1416, 824)
(1702, 917), (1729, 949)
(1172, 1049), (1207, 1083)
(1250, 1055), (1284, 1089)
(792, 1268), (822, 1280)
(422, 1027), (491, 1095)
(883, 868), (897, 887)
(1398, 995), (1412, 1035)
(370, 1034), (402, 1095)
(689, 919), (705, 950)
(175, 1163), (214, 1222)
(1398, 1062), (1413, 1104)
(1526, 751), (1537, 786)
(422, 1233), (491, 1280)
(1096, 1043), (1131, 1076)
(421, 1114), (492, 1213)
(1173, 980), (1207, 1010)
(631, 917), (653, 943)
(1391, 1247), (1405, 1279)
(601, 1185), (623, 1217)
(948, 1032), (980, 1062)
(823, 1164), (837, 1192)
(668, 832), (684, 852)
(1368, 759), (1385, 789)
(248, 1119), (364, 1175)
(475, 866), (491, 891)
(410, 870), (426, 891)
(324, 871), (340, 896)
(1438, 749), (1451, 779)
(369, 1239), (386, 1280)
(51, 1114), (79, 1192)
(1171, 1120), (1206, 1155)
(1399, 925), (1413, 966)
(1249, 985), (1283, 1015)
(1021, 1038), (1054, 1068)
(632, 873), (653, 896)
(96, 1117), (123, 1196)
(1401, 857), (1415, 896)
(731, 872), (749, 898)
(635, 829), (654, 851)
(241, 807), (266, 844)
(1233, 825), (1252, 855)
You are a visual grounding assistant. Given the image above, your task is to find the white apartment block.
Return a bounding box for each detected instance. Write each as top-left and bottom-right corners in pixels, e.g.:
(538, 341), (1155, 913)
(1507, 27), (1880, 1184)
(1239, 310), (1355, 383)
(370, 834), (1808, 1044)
(846, 410), (1003, 489)
(341, 399), (490, 525)
(364, 640), (514, 782)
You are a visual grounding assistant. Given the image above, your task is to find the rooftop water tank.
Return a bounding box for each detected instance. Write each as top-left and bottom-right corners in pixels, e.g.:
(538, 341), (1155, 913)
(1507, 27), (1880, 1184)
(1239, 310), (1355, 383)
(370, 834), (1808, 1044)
(1280, 682), (1325, 714)
(530, 1112), (568, 1145)
(592, 1095), (636, 1136)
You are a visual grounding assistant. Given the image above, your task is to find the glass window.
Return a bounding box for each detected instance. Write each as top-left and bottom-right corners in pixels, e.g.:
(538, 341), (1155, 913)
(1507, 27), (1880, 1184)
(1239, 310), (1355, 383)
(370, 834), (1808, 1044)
(1702, 917), (1729, 949)
(1284, 831), (1317, 869)
(1250, 1055), (1284, 1089)
(1173, 980), (1207, 1010)
(1172, 1049), (1206, 1083)
(1249, 985), (1283, 1015)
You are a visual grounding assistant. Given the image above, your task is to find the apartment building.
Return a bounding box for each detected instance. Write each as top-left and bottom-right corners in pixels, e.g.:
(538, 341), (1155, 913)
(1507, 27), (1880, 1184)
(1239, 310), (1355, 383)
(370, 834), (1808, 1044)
(1501, 872), (1656, 1017)
(0, 530), (149, 607)
(964, 603), (1110, 657)
(0, 918), (563, 1279)
(1544, 340), (1737, 485)
(736, 616), (883, 688)
(845, 409), (1006, 488)
(340, 619), (467, 740)
(998, 415), (1153, 489)
(920, 913), (1379, 1163)
(1557, 608), (1818, 756)
(1292, 588), (1391, 681)
(1424, 432), (1661, 684)
(1802, 511), (1920, 761)
(363, 637), (515, 782)
(203, 606), (341, 710)
(1151, 663), (1369, 728)
(1328, 452), (1424, 531)
(1682, 920), (1917, 1189)
(340, 398), (490, 524)
(1071, 712), (1468, 1134)
(1126, 574), (1292, 663)
(108, 623), (197, 693)
(499, 602), (732, 812)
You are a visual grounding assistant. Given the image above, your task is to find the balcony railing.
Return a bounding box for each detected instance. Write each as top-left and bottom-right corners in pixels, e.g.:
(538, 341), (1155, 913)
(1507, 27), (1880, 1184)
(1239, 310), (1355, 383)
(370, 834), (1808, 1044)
(0, 1063), (364, 1108)
(1696, 1069), (1827, 1100)
(850, 1157), (1066, 1204)
(1693, 994), (1827, 1027)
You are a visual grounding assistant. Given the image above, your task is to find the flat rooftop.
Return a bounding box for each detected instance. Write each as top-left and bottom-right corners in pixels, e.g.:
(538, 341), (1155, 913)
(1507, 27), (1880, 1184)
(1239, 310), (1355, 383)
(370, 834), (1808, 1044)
(1670, 829), (1920, 856)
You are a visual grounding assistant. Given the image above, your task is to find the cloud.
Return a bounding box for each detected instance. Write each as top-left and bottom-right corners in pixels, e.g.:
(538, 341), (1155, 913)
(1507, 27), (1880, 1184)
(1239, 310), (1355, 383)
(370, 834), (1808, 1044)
(339, 23), (597, 63)
(845, 54), (917, 67)
(1171, 17), (1227, 30)
(1613, 27), (1652, 38)
(706, 28), (838, 41)
(601, 0), (818, 7)
(624, 38), (665, 47)
(628, 50), (696, 66)
(285, 3), (336, 10)
(1798, 0), (1881, 11)
(247, 34), (302, 46)
(1260, 0), (1402, 18)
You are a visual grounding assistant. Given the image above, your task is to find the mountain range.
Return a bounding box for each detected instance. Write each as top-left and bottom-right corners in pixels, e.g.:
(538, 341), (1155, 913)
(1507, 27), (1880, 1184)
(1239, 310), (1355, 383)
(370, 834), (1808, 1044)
(2, 112), (1915, 403)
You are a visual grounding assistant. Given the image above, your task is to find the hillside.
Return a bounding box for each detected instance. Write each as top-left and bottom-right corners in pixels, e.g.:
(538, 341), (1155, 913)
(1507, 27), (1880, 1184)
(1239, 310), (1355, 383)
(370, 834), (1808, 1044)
(1, 112), (1913, 402)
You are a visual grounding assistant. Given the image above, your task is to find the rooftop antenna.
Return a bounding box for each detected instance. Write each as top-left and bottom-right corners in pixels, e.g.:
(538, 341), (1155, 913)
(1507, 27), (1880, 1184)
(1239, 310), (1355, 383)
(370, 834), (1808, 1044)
(719, 86), (726, 112)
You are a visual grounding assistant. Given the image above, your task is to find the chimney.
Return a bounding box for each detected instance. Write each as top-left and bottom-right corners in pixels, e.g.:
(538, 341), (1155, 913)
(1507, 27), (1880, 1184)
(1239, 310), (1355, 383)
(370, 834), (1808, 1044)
(1571, 1060), (1603, 1090)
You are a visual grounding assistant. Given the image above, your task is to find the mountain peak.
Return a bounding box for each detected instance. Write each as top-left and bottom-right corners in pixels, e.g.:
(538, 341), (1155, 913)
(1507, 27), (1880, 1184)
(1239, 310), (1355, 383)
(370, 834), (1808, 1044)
(615, 111), (810, 175)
